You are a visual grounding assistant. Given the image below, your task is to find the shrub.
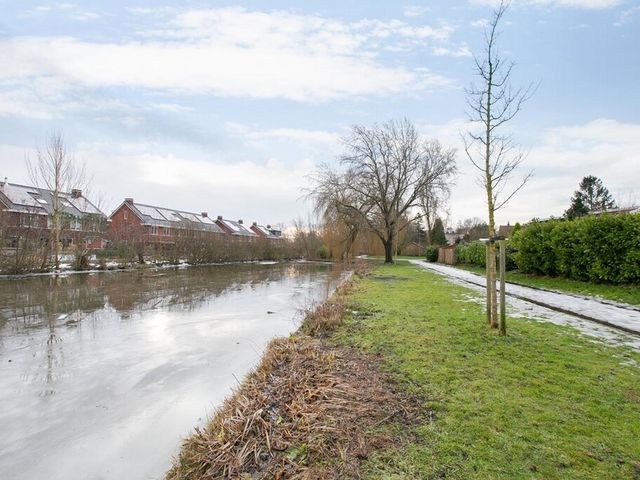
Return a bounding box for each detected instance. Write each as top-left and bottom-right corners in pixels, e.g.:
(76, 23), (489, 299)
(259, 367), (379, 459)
(455, 240), (517, 271)
(425, 245), (439, 262)
(510, 220), (558, 276)
(511, 214), (640, 284)
(455, 241), (486, 267)
(317, 245), (329, 260)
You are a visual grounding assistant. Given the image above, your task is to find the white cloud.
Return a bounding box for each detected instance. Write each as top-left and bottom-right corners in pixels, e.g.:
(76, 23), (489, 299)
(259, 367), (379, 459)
(23, 3), (100, 20)
(69, 11), (101, 21)
(433, 45), (472, 57)
(470, 19), (489, 27)
(0, 7), (456, 106)
(77, 143), (315, 223)
(227, 124), (341, 146)
(440, 118), (640, 225)
(470, 0), (622, 7)
(403, 5), (431, 17)
(614, 5), (640, 26)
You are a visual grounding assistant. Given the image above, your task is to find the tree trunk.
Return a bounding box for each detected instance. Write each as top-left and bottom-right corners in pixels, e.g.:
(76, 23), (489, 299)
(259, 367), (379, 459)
(487, 243), (498, 328)
(383, 240), (394, 263)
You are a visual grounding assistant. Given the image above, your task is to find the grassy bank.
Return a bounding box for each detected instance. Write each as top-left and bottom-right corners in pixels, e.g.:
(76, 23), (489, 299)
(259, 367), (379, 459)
(451, 263), (640, 307)
(166, 278), (419, 479)
(167, 261), (640, 479)
(339, 261), (640, 479)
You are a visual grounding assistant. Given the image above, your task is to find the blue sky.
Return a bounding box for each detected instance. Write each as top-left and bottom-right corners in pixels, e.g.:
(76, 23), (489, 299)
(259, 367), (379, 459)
(0, 0), (638, 228)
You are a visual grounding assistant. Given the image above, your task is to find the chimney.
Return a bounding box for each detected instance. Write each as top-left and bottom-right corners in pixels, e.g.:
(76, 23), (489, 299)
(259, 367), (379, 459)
(71, 189), (82, 198)
(217, 215), (223, 221)
(0, 177), (6, 190)
(266, 225), (271, 229)
(201, 212), (208, 218)
(238, 219), (243, 225)
(252, 221), (257, 226)
(125, 197), (134, 204)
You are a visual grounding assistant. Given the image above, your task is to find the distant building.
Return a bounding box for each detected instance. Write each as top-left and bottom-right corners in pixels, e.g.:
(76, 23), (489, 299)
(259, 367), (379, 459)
(497, 224), (515, 239)
(215, 217), (258, 242)
(250, 222), (283, 242)
(108, 198), (225, 247)
(0, 180), (107, 249)
(591, 206), (640, 216)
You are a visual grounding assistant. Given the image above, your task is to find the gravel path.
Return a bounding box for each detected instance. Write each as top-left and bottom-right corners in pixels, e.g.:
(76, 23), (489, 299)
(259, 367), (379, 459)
(409, 260), (640, 336)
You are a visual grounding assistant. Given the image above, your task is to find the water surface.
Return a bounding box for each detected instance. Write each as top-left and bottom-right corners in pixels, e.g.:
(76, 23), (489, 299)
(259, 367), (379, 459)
(0, 262), (344, 480)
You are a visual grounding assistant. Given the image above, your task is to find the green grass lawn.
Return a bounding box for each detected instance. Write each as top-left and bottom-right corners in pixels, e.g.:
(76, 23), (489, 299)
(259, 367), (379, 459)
(335, 261), (640, 479)
(448, 263), (640, 307)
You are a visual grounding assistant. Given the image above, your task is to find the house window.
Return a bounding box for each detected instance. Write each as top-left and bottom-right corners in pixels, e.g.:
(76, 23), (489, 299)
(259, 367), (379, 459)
(72, 219), (81, 231)
(150, 226), (158, 235)
(124, 210), (129, 220)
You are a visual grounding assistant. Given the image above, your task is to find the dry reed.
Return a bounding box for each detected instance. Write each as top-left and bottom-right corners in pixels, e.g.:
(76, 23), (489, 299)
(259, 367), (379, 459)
(166, 335), (417, 479)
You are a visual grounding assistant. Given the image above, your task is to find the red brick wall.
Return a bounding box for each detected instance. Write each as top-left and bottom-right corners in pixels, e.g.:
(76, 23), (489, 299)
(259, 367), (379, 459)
(108, 203), (145, 241)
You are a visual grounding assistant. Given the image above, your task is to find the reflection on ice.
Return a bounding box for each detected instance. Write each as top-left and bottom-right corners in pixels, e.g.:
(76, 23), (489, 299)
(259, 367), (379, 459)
(0, 262), (345, 480)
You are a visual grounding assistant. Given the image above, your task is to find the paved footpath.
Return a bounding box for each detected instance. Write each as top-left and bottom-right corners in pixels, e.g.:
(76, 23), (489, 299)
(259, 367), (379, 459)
(409, 260), (640, 335)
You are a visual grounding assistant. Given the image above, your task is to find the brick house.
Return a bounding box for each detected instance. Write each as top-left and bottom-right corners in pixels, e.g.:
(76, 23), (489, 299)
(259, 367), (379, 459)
(249, 222), (283, 243)
(214, 217), (258, 242)
(108, 198), (225, 248)
(0, 180), (107, 249)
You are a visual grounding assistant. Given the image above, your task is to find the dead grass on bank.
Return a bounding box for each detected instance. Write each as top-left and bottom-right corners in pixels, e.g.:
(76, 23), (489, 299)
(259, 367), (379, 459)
(353, 259), (371, 278)
(166, 335), (418, 480)
(299, 298), (346, 337)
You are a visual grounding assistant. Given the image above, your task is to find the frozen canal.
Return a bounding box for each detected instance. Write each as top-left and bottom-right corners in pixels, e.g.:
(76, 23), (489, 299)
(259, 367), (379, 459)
(0, 262), (345, 480)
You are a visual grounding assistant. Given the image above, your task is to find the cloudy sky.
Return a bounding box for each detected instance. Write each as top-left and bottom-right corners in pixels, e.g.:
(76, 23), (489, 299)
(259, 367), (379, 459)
(0, 0), (638, 227)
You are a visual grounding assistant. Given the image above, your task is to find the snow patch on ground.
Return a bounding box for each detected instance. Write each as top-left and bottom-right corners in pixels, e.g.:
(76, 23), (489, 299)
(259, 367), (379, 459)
(411, 260), (640, 352)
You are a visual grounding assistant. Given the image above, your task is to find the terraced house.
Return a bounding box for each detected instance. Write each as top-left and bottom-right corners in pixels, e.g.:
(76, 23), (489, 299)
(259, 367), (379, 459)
(108, 198), (282, 256)
(0, 179), (107, 250)
(108, 198), (225, 248)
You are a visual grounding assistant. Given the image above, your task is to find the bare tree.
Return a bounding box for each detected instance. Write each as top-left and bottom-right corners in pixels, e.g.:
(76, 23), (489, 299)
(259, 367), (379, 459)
(418, 141), (457, 245)
(464, 1), (533, 329)
(27, 132), (86, 269)
(309, 119), (457, 263)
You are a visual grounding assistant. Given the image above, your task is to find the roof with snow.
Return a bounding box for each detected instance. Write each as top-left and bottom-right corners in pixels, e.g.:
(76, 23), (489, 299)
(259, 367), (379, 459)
(216, 218), (257, 237)
(251, 223), (282, 239)
(117, 201), (224, 233)
(0, 181), (105, 218)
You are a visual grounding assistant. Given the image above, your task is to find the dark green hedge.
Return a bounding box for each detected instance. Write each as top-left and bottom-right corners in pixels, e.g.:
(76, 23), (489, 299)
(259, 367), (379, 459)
(454, 241), (517, 271)
(455, 241), (486, 267)
(510, 214), (640, 284)
(425, 245), (439, 262)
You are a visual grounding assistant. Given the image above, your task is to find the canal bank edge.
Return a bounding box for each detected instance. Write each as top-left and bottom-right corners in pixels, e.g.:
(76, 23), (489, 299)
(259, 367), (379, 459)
(164, 261), (424, 479)
(166, 260), (640, 479)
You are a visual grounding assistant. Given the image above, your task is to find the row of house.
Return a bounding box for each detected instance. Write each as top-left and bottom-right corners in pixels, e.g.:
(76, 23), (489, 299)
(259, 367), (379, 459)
(0, 179), (282, 251)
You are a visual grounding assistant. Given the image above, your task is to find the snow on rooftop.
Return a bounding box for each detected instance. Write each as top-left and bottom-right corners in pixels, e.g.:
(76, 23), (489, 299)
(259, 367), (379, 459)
(1, 183), (42, 209)
(128, 201), (223, 232)
(136, 204), (169, 221)
(255, 225), (271, 236)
